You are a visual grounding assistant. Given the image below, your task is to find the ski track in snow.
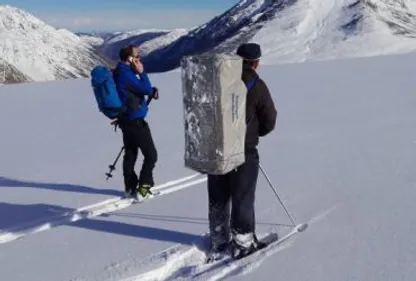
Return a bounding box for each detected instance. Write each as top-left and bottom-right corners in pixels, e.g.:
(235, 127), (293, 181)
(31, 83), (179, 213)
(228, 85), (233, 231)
(95, 234), (211, 281)
(0, 173), (206, 244)
(117, 228), (300, 281)
(115, 206), (338, 281)
(307, 204), (340, 226)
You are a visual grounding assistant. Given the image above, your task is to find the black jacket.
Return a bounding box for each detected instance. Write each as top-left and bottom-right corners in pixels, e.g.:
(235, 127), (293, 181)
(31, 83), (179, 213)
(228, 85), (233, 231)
(242, 67), (277, 151)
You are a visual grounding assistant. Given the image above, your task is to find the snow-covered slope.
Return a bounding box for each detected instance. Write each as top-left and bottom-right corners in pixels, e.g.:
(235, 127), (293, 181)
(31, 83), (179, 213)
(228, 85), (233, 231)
(0, 51), (416, 280)
(248, 0), (416, 63)
(0, 58), (32, 84)
(103, 29), (170, 45)
(77, 34), (105, 48)
(76, 32), (116, 48)
(138, 29), (189, 57)
(0, 5), (111, 83)
(140, 0), (416, 72)
(98, 28), (188, 61)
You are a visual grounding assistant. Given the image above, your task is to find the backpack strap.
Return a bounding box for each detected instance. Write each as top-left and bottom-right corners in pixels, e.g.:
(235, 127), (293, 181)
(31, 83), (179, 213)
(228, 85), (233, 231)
(245, 75), (258, 125)
(245, 75), (258, 92)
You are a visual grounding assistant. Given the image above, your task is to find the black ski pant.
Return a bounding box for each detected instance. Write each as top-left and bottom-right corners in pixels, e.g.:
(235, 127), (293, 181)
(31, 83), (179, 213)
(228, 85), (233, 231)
(207, 148), (259, 247)
(120, 118), (157, 192)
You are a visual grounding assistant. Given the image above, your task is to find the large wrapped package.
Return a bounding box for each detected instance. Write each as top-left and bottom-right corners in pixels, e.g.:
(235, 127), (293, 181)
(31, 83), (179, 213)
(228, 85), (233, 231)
(181, 52), (247, 175)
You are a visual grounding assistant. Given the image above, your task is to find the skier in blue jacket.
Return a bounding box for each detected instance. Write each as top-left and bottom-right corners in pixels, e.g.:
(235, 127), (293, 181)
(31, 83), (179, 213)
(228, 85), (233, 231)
(113, 45), (159, 198)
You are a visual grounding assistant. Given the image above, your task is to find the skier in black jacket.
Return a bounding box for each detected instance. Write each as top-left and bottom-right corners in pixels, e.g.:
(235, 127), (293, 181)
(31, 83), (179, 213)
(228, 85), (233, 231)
(207, 43), (277, 260)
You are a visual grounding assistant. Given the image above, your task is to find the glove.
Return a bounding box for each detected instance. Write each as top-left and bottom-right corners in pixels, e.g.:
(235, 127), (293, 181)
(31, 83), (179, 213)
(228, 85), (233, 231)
(152, 87), (159, 100)
(110, 118), (120, 131)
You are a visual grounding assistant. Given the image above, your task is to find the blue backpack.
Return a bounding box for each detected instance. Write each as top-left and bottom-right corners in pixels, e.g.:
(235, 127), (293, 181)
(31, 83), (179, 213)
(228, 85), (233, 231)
(90, 65), (124, 119)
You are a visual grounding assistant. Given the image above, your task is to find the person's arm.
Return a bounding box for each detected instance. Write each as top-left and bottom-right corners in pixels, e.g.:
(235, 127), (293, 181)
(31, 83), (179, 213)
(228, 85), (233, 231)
(256, 80), (277, 136)
(125, 71), (153, 96)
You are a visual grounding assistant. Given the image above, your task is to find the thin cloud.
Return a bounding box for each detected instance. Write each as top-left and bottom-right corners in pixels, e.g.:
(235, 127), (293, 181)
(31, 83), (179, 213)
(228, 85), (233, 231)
(36, 9), (222, 32)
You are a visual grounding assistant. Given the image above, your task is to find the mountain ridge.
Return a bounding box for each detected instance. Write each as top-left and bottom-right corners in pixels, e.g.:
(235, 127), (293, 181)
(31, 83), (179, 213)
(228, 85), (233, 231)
(0, 5), (111, 84)
(2, 1), (416, 83)
(137, 0), (416, 72)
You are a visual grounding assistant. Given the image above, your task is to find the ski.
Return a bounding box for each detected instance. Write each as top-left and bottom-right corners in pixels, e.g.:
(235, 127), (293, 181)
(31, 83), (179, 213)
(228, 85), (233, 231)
(120, 173), (206, 206)
(0, 174), (206, 244)
(192, 227), (301, 280)
(128, 190), (162, 203)
(114, 227), (303, 281)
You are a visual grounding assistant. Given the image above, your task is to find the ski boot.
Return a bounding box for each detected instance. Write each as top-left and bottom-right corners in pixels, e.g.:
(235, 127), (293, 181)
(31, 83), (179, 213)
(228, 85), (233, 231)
(136, 183), (153, 198)
(206, 240), (232, 263)
(124, 187), (140, 201)
(231, 234), (267, 260)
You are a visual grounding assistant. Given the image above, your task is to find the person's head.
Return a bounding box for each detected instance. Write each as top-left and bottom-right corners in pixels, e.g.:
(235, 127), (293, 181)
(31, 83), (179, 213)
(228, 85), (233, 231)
(119, 45), (140, 63)
(236, 43), (261, 70)
(129, 45), (140, 59)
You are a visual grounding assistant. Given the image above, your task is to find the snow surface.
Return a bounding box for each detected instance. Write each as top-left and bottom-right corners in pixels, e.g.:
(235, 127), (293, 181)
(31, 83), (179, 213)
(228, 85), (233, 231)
(1, 51), (416, 280)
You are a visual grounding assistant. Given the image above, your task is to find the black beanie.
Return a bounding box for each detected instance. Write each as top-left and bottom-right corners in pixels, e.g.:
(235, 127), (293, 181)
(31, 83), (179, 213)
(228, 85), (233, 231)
(236, 43), (261, 61)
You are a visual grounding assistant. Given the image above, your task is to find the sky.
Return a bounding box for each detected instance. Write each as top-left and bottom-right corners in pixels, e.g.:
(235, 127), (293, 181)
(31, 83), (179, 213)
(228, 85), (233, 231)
(3, 0), (239, 32)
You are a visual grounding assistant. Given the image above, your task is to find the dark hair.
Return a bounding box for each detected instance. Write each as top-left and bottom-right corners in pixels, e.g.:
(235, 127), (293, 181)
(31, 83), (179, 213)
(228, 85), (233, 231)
(119, 45), (139, 62)
(127, 44), (137, 51)
(119, 46), (133, 62)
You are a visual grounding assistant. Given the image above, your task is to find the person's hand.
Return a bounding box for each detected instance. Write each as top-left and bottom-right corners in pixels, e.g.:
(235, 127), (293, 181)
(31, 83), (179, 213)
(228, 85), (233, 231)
(152, 87), (159, 99)
(131, 58), (144, 74)
(110, 118), (120, 131)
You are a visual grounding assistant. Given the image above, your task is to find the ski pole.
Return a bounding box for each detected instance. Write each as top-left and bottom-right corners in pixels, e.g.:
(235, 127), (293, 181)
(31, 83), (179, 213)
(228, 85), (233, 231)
(259, 164), (308, 232)
(259, 163), (297, 226)
(106, 146), (124, 180)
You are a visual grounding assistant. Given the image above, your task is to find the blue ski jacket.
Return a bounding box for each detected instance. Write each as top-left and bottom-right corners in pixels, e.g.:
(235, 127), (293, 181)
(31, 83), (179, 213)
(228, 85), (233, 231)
(113, 62), (153, 120)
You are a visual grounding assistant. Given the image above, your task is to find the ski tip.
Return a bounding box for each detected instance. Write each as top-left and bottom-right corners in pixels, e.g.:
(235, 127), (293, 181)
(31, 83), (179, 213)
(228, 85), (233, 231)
(296, 223), (308, 232)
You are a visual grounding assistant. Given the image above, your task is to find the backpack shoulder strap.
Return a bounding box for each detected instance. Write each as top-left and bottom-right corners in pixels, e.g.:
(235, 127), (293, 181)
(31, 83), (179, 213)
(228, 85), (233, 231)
(244, 75), (259, 125)
(245, 75), (259, 92)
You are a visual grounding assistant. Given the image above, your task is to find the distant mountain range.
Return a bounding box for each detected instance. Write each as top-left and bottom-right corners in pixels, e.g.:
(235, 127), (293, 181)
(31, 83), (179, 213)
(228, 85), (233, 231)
(2, 0), (416, 84)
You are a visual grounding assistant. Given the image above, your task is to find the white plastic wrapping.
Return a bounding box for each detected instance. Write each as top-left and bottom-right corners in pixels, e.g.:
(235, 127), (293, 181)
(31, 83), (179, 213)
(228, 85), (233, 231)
(181, 52), (247, 175)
